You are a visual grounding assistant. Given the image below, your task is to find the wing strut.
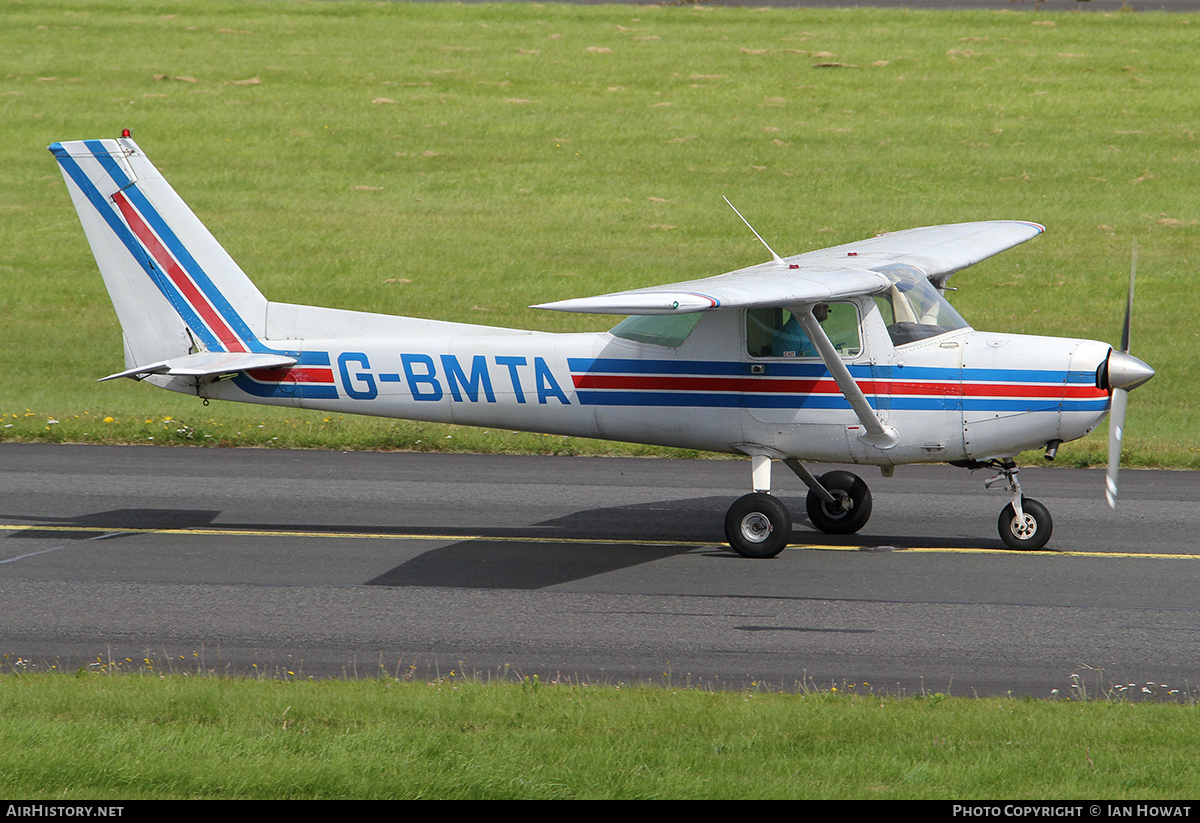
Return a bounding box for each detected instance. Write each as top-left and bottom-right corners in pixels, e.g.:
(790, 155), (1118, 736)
(796, 308), (899, 450)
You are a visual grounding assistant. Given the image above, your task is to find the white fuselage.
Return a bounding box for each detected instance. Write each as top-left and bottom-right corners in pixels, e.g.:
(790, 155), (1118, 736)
(155, 296), (1113, 465)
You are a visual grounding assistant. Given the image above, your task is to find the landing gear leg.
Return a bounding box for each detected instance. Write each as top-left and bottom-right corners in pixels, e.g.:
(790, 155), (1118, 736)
(724, 455), (791, 558)
(985, 460), (1053, 551)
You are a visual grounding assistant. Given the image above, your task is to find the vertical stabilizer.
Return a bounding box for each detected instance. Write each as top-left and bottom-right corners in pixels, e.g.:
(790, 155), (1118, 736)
(49, 137), (269, 368)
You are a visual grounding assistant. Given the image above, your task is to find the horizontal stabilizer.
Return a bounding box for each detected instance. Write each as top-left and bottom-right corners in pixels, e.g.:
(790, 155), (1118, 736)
(99, 351), (297, 382)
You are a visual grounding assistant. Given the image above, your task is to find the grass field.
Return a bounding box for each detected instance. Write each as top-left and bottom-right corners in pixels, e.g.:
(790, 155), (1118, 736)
(2, 0), (1197, 466)
(4, 667), (1200, 800)
(4, 3), (1200, 799)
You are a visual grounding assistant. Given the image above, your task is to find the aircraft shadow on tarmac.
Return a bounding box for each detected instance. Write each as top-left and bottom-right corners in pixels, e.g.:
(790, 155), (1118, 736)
(3, 508), (223, 541)
(3, 500), (1008, 590)
(361, 497), (1009, 590)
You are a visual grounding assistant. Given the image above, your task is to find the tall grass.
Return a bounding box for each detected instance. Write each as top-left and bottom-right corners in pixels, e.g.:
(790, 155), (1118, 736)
(3, 1), (1197, 465)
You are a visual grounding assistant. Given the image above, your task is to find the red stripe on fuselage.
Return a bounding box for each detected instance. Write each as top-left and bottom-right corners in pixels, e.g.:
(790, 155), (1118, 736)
(111, 191), (246, 353)
(573, 374), (827, 393)
(246, 367), (335, 384)
(572, 373), (1104, 399)
(887, 381), (1105, 399)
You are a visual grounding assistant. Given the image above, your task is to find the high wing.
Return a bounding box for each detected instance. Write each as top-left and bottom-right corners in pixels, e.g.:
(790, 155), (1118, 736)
(533, 220), (1044, 315)
(534, 219), (1044, 453)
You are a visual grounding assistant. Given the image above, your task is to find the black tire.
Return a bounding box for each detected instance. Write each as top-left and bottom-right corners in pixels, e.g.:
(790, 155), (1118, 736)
(805, 470), (872, 535)
(998, 497), (1052, 551)
(724, 493), (791, 558)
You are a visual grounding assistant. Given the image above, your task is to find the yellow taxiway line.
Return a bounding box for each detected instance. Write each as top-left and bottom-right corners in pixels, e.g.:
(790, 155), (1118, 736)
(1, 522), (1197, 560)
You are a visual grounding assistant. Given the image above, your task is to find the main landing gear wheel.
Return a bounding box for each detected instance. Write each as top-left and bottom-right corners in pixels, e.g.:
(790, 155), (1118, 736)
(805, 470), (873, 535)
(998, 497), (1052, 551)
(724, 492), (791, 558)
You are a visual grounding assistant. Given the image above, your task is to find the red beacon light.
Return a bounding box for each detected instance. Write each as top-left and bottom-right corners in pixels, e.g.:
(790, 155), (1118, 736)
(121, 129), (131, 138)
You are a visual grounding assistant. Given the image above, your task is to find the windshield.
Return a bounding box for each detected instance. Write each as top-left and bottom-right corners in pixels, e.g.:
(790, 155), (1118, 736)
(871, 265), (969, 346)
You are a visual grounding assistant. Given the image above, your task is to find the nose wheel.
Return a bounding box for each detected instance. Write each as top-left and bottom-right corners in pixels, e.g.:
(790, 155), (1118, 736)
(998, 497), (1052, 551)
(983, 460), (1053, 551)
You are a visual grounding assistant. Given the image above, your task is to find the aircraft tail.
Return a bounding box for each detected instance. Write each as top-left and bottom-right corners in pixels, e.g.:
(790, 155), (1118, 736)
(49, 136), (270, 370)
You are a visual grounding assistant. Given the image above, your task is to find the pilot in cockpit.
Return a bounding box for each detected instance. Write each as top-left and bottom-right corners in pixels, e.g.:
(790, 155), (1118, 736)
(771, 303), (828, 358)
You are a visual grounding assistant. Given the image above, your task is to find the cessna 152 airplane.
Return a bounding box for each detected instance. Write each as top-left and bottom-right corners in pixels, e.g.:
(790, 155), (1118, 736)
(50, 134), (1155, 557)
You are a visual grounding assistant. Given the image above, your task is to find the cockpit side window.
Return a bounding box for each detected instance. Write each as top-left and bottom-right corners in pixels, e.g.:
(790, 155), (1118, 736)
(746, 303), (861, 358)
(610, 312), (702, 348)
(870, 265), (970, 346)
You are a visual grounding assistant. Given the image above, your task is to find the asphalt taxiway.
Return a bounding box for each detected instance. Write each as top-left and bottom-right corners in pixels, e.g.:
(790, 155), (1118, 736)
(2, 443), (1198, 695)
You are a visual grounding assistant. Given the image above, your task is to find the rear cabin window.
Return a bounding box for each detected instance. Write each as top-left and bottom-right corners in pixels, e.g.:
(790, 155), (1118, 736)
(746, 303), (861, 358)
(609, 312), (702, 348)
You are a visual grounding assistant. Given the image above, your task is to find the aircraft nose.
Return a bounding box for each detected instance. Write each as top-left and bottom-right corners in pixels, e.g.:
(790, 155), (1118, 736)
(1099, 350), (1155, 392)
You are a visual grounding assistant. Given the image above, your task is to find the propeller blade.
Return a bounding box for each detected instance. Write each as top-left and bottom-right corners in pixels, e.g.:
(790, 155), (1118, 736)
(1105, 240), (1144, 510)
(1105, 387), (1128, 509)
(1120, 240), (1137, 353)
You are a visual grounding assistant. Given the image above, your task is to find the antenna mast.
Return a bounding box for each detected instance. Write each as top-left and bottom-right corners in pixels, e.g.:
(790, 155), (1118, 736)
(723, 196), (784, 264)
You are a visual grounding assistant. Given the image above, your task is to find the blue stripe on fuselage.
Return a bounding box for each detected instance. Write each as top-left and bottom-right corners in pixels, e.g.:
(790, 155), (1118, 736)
(568, 358), (1101, 412)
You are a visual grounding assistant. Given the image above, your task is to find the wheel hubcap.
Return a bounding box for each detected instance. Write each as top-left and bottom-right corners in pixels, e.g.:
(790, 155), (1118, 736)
(1011, 514), (1037, 540)
(739, 513), (772, 543)
(823, 492), (851, 520)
